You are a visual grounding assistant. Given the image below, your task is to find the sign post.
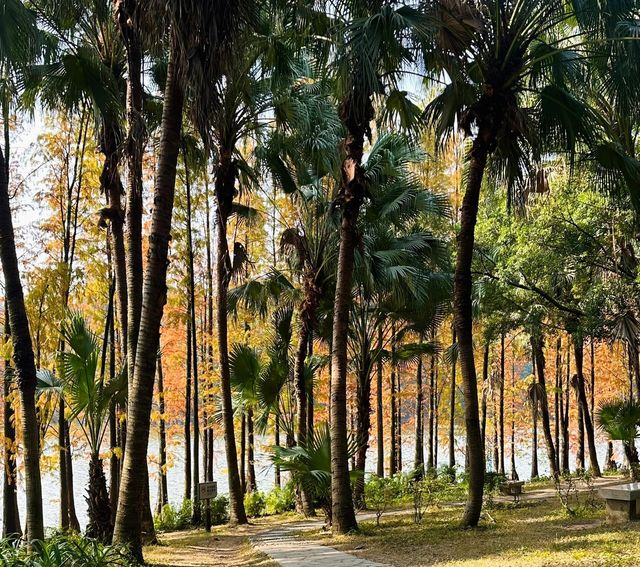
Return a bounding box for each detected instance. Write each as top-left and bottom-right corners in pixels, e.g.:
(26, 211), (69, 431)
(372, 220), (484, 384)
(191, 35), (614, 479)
(199, 482), (217, 532)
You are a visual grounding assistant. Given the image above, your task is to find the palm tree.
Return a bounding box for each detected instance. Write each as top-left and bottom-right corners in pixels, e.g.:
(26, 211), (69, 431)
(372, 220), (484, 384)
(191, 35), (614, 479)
(0, 0), (44, 543)
(597, 399), (640, 480)
(38, 313), (126, 542)
(325, 1), (425, 533)
(113, 1), (246, 557)
(423, 0), (598, 526)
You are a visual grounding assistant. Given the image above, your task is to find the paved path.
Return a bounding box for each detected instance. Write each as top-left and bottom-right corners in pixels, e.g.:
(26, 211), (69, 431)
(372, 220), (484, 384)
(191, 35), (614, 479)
(252, 520), (389, 567)
(252, 476), (625, 567)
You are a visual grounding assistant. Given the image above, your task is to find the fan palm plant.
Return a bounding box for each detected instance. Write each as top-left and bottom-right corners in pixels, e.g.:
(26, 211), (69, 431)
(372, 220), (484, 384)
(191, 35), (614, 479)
(422, 0), (600, 526)
(38, 313), (126, 542)
(597, 399), (640, 480)
(271, 422), (360, 524)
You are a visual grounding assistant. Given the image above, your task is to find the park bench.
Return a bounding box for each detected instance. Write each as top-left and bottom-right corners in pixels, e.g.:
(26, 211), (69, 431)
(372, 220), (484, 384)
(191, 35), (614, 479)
(499, 480), (525, 502)
(599, 483), (640, 524)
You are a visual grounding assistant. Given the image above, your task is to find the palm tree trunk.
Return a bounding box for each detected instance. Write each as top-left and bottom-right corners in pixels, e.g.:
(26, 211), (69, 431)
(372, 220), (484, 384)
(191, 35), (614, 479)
(0, 144), (44, 542)
(294, 324), (309, 445)
(455, 140), (486, 527)
(329, 147), (364, 533)
(214, 150), (247, 525)
(112, 48), (184, 559)
(86, 453), (113, 543)
(562, 341), (571, 472)
(573, 337), (600, 476)
(396, 370), (402, 472)
(510, 360), (518, 480)
(448, 328), (457, 469)
(59, 397), (69, 530)
(3, 304), (21, 539)
(589, 339), (595, 426)
(307, 332), (314, 436)
(275, 416), (281, 487)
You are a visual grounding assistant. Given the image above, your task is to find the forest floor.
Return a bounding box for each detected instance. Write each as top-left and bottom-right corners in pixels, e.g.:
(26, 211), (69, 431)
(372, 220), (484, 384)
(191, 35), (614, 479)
(145, 476), (635, 566)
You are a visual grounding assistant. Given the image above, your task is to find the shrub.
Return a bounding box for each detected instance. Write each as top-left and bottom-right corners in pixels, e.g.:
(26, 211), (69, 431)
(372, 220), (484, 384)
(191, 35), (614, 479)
(208, 495), (230, 525)
(364, 475), (395, 526)
(154, 499), (193, 531)
(265, 484), (296, 515)
(0, 534), (135, 566)
(244, 491), (267, 517)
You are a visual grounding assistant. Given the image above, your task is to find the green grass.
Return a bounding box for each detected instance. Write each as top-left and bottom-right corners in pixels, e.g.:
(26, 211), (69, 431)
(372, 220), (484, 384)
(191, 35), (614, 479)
(302, 500), (640, 566)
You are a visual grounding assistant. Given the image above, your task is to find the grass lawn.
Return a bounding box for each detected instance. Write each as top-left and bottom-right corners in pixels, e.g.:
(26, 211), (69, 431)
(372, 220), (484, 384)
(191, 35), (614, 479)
(302, 500), (640, 566)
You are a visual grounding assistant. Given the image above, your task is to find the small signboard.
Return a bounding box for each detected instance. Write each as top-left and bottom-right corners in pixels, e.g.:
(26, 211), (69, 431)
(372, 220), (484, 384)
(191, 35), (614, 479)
(199, 481), (217, 500)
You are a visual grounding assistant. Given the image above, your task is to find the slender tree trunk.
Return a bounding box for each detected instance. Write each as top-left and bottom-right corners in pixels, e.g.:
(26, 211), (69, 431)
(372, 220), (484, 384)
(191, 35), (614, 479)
(0, 143), (44, 542)
(427, 350), (435, 471)
(376, 329), (384, 477)
(590, 339), (595, 427)
(448, 329), (457, 469)
(396, 369), (402, 472)
(414, 354), (424, 475)
(240, 414), (246, 494)
(389, 332), (397, 476)
(354, 363), (372, 507)
(455, 139), (486, 526)
(531, 335), (558, 478)
(184, 149), (201, 525)
(156, 355), (168, 515)
(112, 48), (184, 558)
(214, 150), (247, 525)
(499, 333), (505, 476)
(294, 324), (309, 445)
(3, 304), (20, 538)
(247, 408), (257, 492)
(554, 337), (561, 474)
(307, 332), (314, 436)
(274, 416), (281, 487)
(184, 315), (192, 501)
(510, 360), (518, 480)
(573, 337), (600, 476)
(59, 397), (69, 530)
(562, 341), (570, 473)
(480, 343), (488, 457)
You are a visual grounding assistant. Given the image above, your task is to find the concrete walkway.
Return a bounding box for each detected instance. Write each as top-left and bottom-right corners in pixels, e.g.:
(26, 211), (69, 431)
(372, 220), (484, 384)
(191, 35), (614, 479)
(252, 521), (390, 567)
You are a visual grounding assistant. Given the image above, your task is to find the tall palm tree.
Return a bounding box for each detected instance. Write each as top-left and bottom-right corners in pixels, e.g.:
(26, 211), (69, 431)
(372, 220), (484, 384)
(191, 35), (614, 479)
(325, 0), (424, 534)
(424, 0), (597, 526)
(0, 0), (44, 543)
(112, 1), (245, 557)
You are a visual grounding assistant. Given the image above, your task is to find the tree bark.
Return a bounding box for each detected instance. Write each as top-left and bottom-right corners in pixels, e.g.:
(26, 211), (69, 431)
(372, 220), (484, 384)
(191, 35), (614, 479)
(480, 343), (488, 457)
(214, 150), (247, 525)
(376, 329), (384, 477)
(112, 48), (184, 558)
(156, 354), (168, 515)
(389, 331), (397, 476)
(499, 333), (505, 476)
(573, 337), (601, 476)
(427, 350), (435, 471)
(184, 313), (192, 501)
(2, 304), (21, 538)
(448, 328), (457, 470)
(454, 139), (486, 527)
(414, 354), (424, 476)
(247, 408), (257, 492)
(531, 335), (558, 478)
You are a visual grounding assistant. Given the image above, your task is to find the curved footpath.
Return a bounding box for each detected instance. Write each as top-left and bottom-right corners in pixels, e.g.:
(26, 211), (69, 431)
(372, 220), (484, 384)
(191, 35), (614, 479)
(250, 476), (625, 567)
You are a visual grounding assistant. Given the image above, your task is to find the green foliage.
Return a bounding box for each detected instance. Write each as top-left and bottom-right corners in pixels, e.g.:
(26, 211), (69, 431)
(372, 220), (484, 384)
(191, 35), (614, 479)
(208, 496), (230, 525)
(244, 491), (267, 517)
(364, 475), (396, 526)
(265, 484), (296, 515)
(597, 399), (640, 445)
(154, 499), (194, 531)
(0, 534), (134, 566)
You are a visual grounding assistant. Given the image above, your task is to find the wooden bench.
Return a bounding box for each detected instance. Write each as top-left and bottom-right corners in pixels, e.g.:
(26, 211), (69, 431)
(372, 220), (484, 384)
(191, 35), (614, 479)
(599, 483), (640, 524)
(499, 480), (525, 502)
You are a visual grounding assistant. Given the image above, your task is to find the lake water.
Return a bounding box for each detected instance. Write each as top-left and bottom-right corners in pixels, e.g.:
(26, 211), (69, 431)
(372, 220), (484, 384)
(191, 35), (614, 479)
(3, 433), (620, 532)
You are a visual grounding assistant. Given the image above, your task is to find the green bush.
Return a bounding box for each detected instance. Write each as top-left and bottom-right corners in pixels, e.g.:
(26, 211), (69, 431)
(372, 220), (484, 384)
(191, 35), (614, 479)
(154, 499), (193, 531)
(364, 475), (395, 526)
(0, 534), (135, 566)
(244, 491), (267, 517)
(207, 495), (230, 525)
(265, 484), (296, 515)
